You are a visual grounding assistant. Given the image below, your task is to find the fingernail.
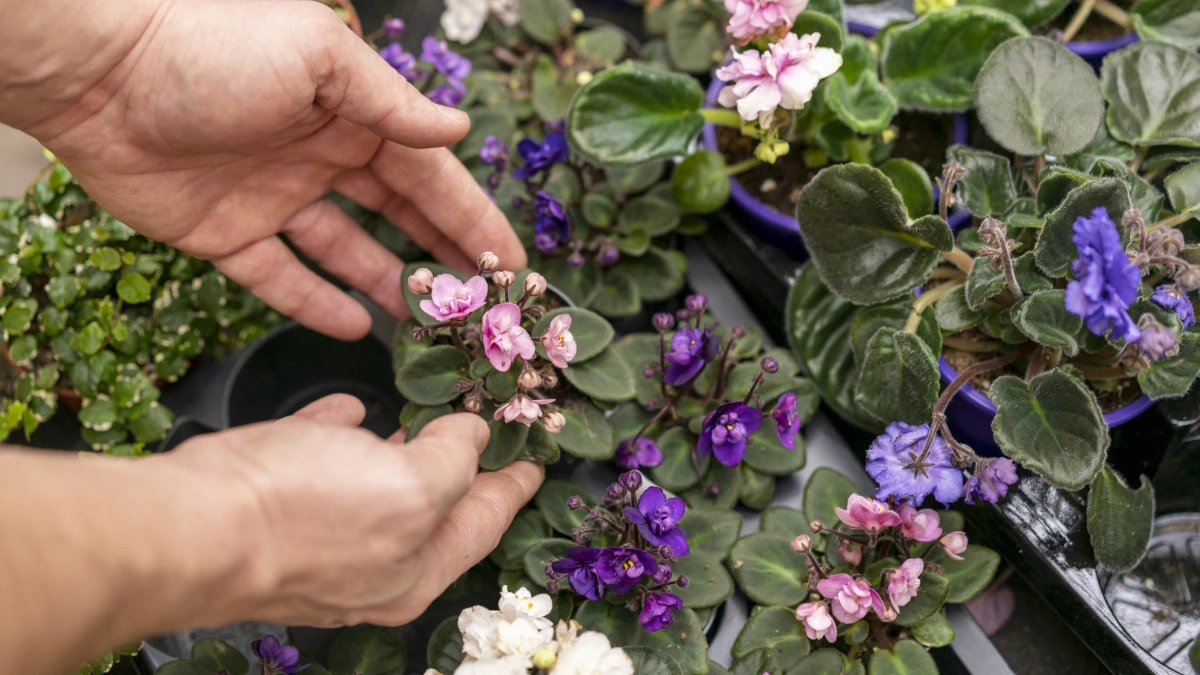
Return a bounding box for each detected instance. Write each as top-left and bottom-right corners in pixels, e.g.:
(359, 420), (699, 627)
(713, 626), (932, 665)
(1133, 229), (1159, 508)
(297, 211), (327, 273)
(434, 104), (469, 122)
(474, 418), (491, 453)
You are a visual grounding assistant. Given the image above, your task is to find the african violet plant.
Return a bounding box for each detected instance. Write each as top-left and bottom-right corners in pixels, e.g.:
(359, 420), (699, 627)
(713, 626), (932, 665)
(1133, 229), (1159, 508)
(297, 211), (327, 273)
(150, 625), (408, 675)
(0, 162), (282, 452)
(788, 36), (1200, 571)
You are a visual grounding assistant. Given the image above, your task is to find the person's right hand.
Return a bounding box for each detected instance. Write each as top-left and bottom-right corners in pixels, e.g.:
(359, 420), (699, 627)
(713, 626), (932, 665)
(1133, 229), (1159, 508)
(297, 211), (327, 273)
(163, 394), (543, 627)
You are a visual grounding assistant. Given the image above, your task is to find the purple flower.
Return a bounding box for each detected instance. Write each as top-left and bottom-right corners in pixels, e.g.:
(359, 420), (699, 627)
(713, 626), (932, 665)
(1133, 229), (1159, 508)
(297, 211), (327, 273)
(624, 486), (689, 556)
(663, 327), (719, 386)
(640, 592), (684, 632)
(533, 191), (571, 253)
(598, 243), (620, 267)
(253, 636), (308, 675)
(379, 43), (421, 81)
(512, 132), (569, 180)
(964, 458), (1018, 505)
(1065, 207), (1142, 343)
(1137, 316), (1179, 361)
(427, 86), (464, 108)
(383, 17), (405, 38)
(479, 135), (508, 168)
(615, 437), (663, 470)
(1152, 284), (1195, 328)
(595, 547), (657, 595)
(420, 37), (471, 90)
(550, 547), (605, 600)
(697, 402), (762, 467)
(865, 421), (964, 506)
(771, 392), (800, 450)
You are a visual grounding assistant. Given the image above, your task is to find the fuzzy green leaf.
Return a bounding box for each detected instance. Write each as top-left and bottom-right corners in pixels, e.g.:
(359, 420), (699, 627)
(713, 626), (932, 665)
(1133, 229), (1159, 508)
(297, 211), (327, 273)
(395, 345), (469, 406)
(1087, 466), (1155, 572)
(733, 605), (811, 670)
(561, 347), (636, 401)
(1035, 178), (1131, 277)
(855, 328), (940, 425)
(1101, 42), (1200, 148)
(1011, 289), (1085, 355)
(867, 640), (939, 675)
(729, 533), (809, 606)
(327, 625), (406, 675)
(946, 145), (1016, 218)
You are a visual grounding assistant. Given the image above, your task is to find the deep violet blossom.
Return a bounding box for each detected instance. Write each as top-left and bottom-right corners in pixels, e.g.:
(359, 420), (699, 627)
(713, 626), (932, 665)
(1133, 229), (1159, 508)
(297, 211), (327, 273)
(624, 487), (689, 557)
(697, 402), (762, 467)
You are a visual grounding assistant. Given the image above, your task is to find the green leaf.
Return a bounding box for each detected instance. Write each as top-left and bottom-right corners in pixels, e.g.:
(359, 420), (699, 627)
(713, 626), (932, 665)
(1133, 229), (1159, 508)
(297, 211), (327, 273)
(665, 4), (725, 73)
(625, 647), (683, 675)
(1035, 177), (1131, 277)
(674, 550), (735, 608)
(796, 649), (861, 675)
(608, 161), (666, 194)
(742, 422), (807, 477)
(561, 347), (636, 401)
(89, 247), (122, 271)
(116, 272), (152, 304)
(129, 401), (174, 443)
(1132, 0), (1200, 51)
(405, 404), (452, 440)
(592, 273), (643, 319)
(2, 299), (35, 336)
(881, 7), (1030, 112)
(958, 0), (1071, 27)
(583, 191), (618, 227)
(401, 263), (466, 325)
(532, 54), (578, 121)
(673, 151), (730, 214)
(974, 37), (1103, 156)
(613, 246), (686, 303)
(490, 509), (552, 570)
(1011, 289), (1085, 355)
(395, 345), (469, 406)
(894, 570), (951, 626)
(327, 625), (406, 675)
(1101, 42), (1200, 148)
(867, 640), (939, 675)
(79, 398), (118, 431)
(394, 321), (431, 376)
(936, 285), (985, 333)
(1190, 636), (1200, 672)
(966, 253), (1052, 310)
(929, 544), (1001, 603)
(947, 145), (1016, 219)
(1092, 157), (1166, 221)
(797, 164), (952, 305)
(523, 538), (575, 590)
(738, 464), (776, 510)
(535, 478), (595, 536)
(855, 328), (940, 425)
(804, 466), (859, 542)
(851, 303), (941, 368)
(1065, 124), (1137, 173)
(990, 371), (1109, 490)
(1166, 161), (1200, 216)
(651, 427), (708, 492)
(520, 0), (573, 45)
(426, 617), (465, 675)
(879, 159), (933, 218)
(733, 605), (811, 670)
(826, 69), (899, 136)
(567, 62), (705, 166)
(575, 603), (709, 675)
(155, 661), (217, 675)
(679, 507), (743, 561)
(1087, 466), (1155, 572)
(911, 613), (956, 648)
(479, 419), (530, 471)
(576, 27), (626, 64)
(731, 648), (782, 675)
(544, 256), (601, 307)
(191, 638), (249, 675)
(728, 533), (808, 606)
(553, 402), (615, 459)
(682, 461), (740, 510)
(794, 11), (844, 52)
(1138, 332), (1200, 399)
(1036, 165), (1094, 215)
(46, 275), (80, 308)
(617, 195), (680, 238)
(533, 307), (614, 363)
(760, 506), (808, 538)
(523, 421), (560, 463)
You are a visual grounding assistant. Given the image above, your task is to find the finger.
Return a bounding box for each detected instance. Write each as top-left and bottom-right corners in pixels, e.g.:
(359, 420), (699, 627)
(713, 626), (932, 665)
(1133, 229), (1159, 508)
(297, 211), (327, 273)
(213, 236), (372, 341)
(400, 413), (490, 515)
(282, 199), (408, 319)
(371, 143), (528, 270)
(306, 10), (470, 149)
(288, 393), (367, 426)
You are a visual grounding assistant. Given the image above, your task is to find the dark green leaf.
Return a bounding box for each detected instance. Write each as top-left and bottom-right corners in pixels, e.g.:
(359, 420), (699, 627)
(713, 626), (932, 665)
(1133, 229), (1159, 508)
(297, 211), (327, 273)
(652, 427), (708, 493)
(682, 461), (740, 510)
(738, 464), (776, 510)
(959, 0), (1071, 27)
(867, 640), (939, 675)
(731, 648), (782, 675)
(520, 0), (573, 45)
(618, 196), (680, 238)
(78, 398), (118, 431)
(191, 638), (249, 675)
(532, 54), (578, 121)
(592, 273), (643, 319)
(155, 661), (216, 675)
(490, 509), (552, 569)
(946, 145), (1016, 218)
(554, 402), (615, 459)
(879, 159), (933, 218)
(742, 422), (806, 476)
(1138, 332), (1200, 399)
(426, 617), (465, 675)
(535, 478), (595, 536)
(327, 625), (406, 675)
(796, 649), (859, 675)
(625, 647), (683, 675)
(561, 347), (636, 401)
(851, 303), (941, 367)
(728, 533), (808, 606)
(544, 256), (602, 307)
(935, 285), (984, 333)
(855, 328), (940, 425)
(613, 247), (686, 303)
(733, 605), (811, 670)
(46, 275), (80, 308)
(1011, 289), (1084, 355)
(129, 401), (174, 443)
(576, 27), (626, 64)
(523, 538), (575, 590)
(1035, 178), (1131, 277)
(395, 345), (469, 406)
(576, 602), (708, 675)
(1132, 0), (1200, 50)
(1166, 161), (1200, 216)
(911, 613), (956, 648)
(1101, 42), (1200, 148)
(929, 544), (1001, 603)
(672, 151), (730, 214)
(679, 507), (743, 561)
(804, 467), (859, 540)
(1088, 466), (1155, 572)
(479, 419), (530, 471)
(674, 550), (735, 608)
(405, 404), (453, 440)
(665, 4), (725, 73)
(894, 570), (950, 626)
(826, 68), (898, 136)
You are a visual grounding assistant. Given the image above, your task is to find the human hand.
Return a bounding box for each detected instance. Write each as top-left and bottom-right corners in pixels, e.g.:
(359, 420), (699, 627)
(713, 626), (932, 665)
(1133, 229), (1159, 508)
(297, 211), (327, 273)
(1, 0), (525, 341)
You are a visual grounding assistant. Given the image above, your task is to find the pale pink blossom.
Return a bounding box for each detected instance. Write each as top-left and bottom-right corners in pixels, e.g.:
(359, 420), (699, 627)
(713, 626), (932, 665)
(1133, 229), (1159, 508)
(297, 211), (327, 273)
(939, 532), (968, 561)
(715, 32), (842, 126)
(887, 558), (924, 608)
(835, 494), (902, 534)
(484, 303), (536, 372)
(837, 541), (862, 567)
(723, 0), (808, 43)
(494, 395), (555, 427)
(420, 274), (488, 321)
(794, 601), (837, 642)
(896, 504), (943, 543)
(816, 573), (886, 624)
(541, 314), (577, 368)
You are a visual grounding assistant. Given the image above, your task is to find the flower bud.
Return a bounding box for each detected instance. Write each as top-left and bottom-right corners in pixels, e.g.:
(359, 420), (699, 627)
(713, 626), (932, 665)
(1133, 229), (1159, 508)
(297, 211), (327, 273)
(658, 545), (674, 559)
(407, 268), (433, 295)
(686, 294), (708, 313)
(524, 273), (547, 296)
(652, 313), (675, 333)
(493, 270), (516, 288)
(511, 196), (525, 208)
(566, 495), (584, 510)
(939, 531), (969, 560)
(546, 580), (559, 594)
(675, 309), (691, 322)
(545, 564), (556, 578)
(597, 244), (620, 267)
(567, 253), (585, 268)
(463, 396), (482, 413)
(605, 483), (625, 502)
(731, 325), (747, 339)
(652, 564), (673, 585)
(570, 8), (584, 23)
(754, 141), (779, 164)
(576, 71), (593, 86)
(1122, 208), (1145, 231)
(705, 483), (720, 496)
(791, 535), (811, 553)
(810, 520), (823, 533)
(543, 411), (565, 434)
(518, 369), (543, 390)
(878, 604), (898, 622)
(676, 575), (689, 588)
(543, 373), (558, 388)
(478, 251), (499, 271)
(761, 356), (779, 374)
(383, 17), (406, 37)
(533, 648), (557, 670)
(619, 470), (643, 491)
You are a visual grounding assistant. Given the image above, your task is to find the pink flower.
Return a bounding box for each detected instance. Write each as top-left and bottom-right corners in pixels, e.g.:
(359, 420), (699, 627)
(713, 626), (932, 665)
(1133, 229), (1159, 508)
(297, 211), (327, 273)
(939, 532), (968, 561)
(483, 303), (536, 372)
(419, 274), (488, 322)
(541, 314), (577, 369)
(816, 574), (885, 624)
(835, 494), (902, 534)
(723, 0), (808, 42)
(794, 602), (837, 643)
(887, 558), (924, 609)
(494, 395), (555, 427)
(896, 504), (943, 543)
(715, 32), (842, 126)
(837, 541), (862, 567)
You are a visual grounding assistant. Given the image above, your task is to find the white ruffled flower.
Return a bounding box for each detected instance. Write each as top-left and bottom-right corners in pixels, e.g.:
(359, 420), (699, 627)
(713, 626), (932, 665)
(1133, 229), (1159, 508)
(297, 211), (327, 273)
(458, 606), (504, 661)
(442, 0), (489, 43)
(498, 586), (554, 628)
(490, 0), (521, 26)
(550, 621), (633, 675)
(454, 654), (530, 675)
(496, 615), (555, 661)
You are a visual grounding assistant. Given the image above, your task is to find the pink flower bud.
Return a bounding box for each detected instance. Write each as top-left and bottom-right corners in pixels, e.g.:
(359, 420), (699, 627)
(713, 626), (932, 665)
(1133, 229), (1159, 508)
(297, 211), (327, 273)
(493, 270), (515, 288)
(493, 395), (555, 427)
(791, 535), (811, 553)
(518, 369), (543, 390)
(837, 541), (862, 566)
(543, 411), (566, 434)
(939, 531), (968, 561)
(524, 273), (547, 296)
(794, 602), (837, 643)
(478, 251), (499, 271)
(407, 268), (434, 295)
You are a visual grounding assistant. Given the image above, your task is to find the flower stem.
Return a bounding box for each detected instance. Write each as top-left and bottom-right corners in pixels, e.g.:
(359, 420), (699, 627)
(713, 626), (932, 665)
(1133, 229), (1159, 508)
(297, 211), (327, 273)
(867, 615), (894, 651)
(1032, 155), (1046, 190)
(700, 108), (743, 128)
(1128, 145), (1149, 174)
(929, 267), (967, 281)
(1061, 0), (1098, 42)
(905, 282), (962, 333)
(1149, 211), (1195, 232)
(633, 406), (669, 441)
(724, 157), (762, 176)
(450, 323), (469, 356)
(942, 247), (974, 274)
(1094, 0), (1132, 27)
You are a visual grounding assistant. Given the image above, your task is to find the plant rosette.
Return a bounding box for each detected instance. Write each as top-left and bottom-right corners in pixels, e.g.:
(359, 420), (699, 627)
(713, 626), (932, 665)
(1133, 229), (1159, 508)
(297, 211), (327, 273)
(788, 35), (1200, 572)
(0, 162), (282, 453)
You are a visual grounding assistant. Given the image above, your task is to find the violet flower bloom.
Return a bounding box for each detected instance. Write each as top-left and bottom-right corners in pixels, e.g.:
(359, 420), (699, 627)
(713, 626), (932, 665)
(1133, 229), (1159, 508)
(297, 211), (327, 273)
(493, 395), (555, 427)
(420, 36), (471, 92)
(1152, 284), (1195, 328)
(817, 574), (886, 624)
(379, 43), (421, 81)
(697, 402), (762, 467)
(479, 135), (508, 168)
(865, 421), (965, 506)
(887, 558), (925, 609)
(615, 437), (664, 470)
(253, 636), (308, 675)
(512, 132), (569, 180)
(834, 494), (901, 535)
(723, 0), (808, 43)
(1065, 207), (1142, 343)
(715, 32), (842, 126)
(1137, 317), (1179, 362)
(383, 17), (406, 38)
(640, 592), (684, 632)
(483, 302), (536, 372)
(551, 547), (605, 600)
(963, 458), (1019, 505)
(624, 486), (689, 556)
(896, 504), (942, 542)
(533, 192), (571, 253)
(595, 547), (657, 595)
(663, 327), (719, 386)
(795, 602), (837, 642)
(419, 274), (488, 321)
(540, 314), (576, 369)
(771, 392), (801, 450)
(427, 86), (464, 108)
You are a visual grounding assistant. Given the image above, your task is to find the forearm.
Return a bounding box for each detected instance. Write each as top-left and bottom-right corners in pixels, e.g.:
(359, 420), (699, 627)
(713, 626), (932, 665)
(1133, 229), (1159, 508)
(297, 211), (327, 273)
(0, 448), (259, 675)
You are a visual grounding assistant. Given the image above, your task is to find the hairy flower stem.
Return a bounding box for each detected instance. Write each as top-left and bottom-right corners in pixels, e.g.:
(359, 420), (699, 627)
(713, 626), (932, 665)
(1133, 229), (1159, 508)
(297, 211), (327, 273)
(812, 524), (869, 547)
(1061, 0), (1098, 42)
(1149, 211), (1195, 232)
(905, 282), (963, 333)
(449, 323), (470, 356)
(632, 406), (669, 442)
(704, 334), (741, 405)
(867, 615), (895, 651)
(999, 250), (1024, 303)
(942, 247), (974, 274)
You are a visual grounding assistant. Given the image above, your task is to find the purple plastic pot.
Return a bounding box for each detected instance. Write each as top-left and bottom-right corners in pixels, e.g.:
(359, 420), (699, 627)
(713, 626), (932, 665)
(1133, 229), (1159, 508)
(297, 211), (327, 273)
(701, 21), (972, 259)
(1067, 32), (1139, 70)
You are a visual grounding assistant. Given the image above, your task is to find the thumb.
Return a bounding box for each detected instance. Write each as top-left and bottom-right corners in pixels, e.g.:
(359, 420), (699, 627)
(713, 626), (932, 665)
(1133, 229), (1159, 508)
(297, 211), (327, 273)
(305, 12), (471, 148)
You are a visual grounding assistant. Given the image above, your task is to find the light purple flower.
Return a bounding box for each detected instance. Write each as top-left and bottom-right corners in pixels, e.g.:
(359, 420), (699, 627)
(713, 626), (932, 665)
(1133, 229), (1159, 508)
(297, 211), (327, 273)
(483, 302), (536, 372)
(817, 574), (886, 624)
(835, 494), (901, 535)
(663, 327), (719, 386)
(1151, 284), (1195, 328)
(420, 36), (471, 88)
(253, 636), (308, 675)
(640, 592), (683, 632)
(625, 486), (689, 557)
(896, 504), (942, 542)
(795, 602), (837, 642)
(419, 274), (488, 321)
(963, 458), (1019, 505)
(1065, 207), (1142, 343)
(479, 135), (508, 167)
(715, 32), (842, 126)
(379, 43), (421, 81)
(697, 402), (762, 467)
(866, 421), (965, 506)
(771, 392), (800, 450)
(615, 437), (663, 470)
(723, 0), (809, 42)
(887, 558), (925, 609)
(383, 17), (406, 38)
(1137, 316), (1179, 361)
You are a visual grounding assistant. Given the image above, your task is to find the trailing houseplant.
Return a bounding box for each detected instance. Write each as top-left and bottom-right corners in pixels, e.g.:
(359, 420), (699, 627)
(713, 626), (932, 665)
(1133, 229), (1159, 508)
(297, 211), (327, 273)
(787, 35), (1200, 571)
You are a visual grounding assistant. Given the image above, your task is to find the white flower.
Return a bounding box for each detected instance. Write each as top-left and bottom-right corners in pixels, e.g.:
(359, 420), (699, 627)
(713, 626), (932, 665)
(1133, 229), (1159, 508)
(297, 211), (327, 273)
(550, 622), (633, 675)
(498, 586), (554, 628)
(496, 615), (555, 661)
(458, 606), (503, 660)
(442, 0), (489, 43)
(454, 654), (530, 675)
(489, 0), (521, 26)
